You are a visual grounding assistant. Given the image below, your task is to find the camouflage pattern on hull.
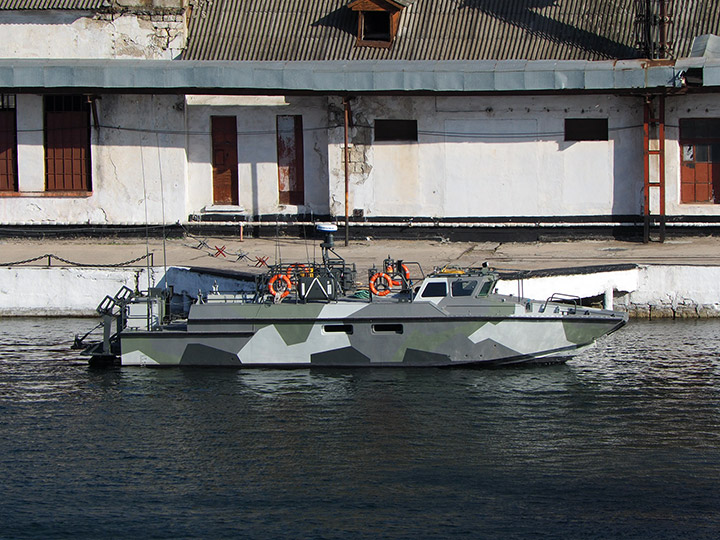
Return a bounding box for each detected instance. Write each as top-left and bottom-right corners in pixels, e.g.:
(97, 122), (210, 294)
(119, 297), (627, 367)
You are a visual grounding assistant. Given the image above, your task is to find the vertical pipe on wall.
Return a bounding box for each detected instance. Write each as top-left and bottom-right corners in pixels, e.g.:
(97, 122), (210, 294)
(643, 97), (651, 243)
(658, 94), (666, 242)
(343, 97), (351, 246)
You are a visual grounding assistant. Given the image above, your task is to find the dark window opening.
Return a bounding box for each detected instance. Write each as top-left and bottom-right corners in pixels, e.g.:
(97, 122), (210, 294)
(362, 11), (391, 42)
(680, 118), (720, 140)
(375, 119), (418, 142)
(421, 282), (448, 298)
(372, 323), (404, 334)
(0, 94), (18, 192)
(324, 324), (354, 335)
(564, 118), (608, 141)
(679, 119), (720, 204)
(451, 280), (478, 297)
(44, 95), (91, 192)
(683, 68), (704, 87)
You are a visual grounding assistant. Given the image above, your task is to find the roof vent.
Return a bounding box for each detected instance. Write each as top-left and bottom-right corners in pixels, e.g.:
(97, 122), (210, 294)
(690, 34), (720, 58)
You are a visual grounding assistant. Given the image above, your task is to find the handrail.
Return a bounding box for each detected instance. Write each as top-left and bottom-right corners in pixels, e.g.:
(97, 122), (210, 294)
(541, 293), (582, 314)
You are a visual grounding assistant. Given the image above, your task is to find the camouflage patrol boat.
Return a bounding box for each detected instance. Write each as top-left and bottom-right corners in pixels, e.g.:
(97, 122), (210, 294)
(80, 225), (627, 367)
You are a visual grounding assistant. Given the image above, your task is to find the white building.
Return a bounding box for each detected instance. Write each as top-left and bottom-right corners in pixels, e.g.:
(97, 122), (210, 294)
(1, 0), (720, 240)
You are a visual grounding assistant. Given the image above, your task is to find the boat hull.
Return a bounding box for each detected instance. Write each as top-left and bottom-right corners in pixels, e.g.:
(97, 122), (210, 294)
(119, 302), (627, 367)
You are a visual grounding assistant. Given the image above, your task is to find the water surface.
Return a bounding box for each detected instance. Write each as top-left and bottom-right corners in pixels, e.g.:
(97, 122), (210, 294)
(0, 318), (719, 539)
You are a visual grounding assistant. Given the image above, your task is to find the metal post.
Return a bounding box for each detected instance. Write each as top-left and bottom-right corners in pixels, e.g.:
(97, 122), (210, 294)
(659, 0), (667, 59)
(643, 97), (651, 243)
(658, 94), (666, 242)
(343, 97), (351, 247)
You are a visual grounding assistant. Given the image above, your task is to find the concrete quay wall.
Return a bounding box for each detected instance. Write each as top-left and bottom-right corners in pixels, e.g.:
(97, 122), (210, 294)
(0, 267), (253, 317)
(1, 265), (719, 318)
(497, 265), (720, 318)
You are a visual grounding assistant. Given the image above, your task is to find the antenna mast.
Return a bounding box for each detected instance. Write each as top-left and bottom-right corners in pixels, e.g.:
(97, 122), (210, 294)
(634, 0), (674, 59)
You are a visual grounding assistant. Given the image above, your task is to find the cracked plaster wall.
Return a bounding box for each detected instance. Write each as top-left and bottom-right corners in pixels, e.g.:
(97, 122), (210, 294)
(0, 10), (185, 59)
(186, 96), (329, 217)
(1, 95), (187, 225)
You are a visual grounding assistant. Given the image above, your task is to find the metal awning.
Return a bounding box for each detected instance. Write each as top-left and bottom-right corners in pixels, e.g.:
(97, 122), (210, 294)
(0, 58), (718, 94)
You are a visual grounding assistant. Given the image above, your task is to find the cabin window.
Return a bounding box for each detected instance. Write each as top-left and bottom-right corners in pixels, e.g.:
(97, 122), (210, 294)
(323, 324), (353, 335)
(374, 119), (418, 142)
(564, 118), (608, 141)
(421, 282), (448, 298)
(477, 280), (495, 297)
(372, 323), (404, 334)
(0, 94), (18, 192)
(451, 280), (477, 297)
(679, 118), (720, 204)
(44, 95), (92, 192)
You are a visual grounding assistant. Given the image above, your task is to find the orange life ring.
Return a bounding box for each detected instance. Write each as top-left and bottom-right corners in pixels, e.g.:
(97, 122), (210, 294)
(369, 273), (392, 296)
(286, 263), (309, 282)
(268, 274), (292, 298)
(386, 263), (411, 286)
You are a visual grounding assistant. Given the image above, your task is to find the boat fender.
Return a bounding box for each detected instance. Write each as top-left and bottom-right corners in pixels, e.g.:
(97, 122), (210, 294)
(268, 274), (292, 298)
(369, 273), (393, 296)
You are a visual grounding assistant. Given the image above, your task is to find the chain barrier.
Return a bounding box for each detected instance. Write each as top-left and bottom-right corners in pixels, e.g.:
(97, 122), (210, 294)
(0, 253), (153, 268)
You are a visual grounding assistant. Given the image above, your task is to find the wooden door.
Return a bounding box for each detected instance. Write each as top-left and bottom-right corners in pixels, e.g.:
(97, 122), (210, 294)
(211, 116), (239, 205)
(276, 115), (304, 205)
(0, 109), (17, 191)
(45, 110), (90, 191)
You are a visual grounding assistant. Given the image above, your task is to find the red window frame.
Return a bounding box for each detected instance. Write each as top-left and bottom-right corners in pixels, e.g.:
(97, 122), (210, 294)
(679, 119), (720, 204)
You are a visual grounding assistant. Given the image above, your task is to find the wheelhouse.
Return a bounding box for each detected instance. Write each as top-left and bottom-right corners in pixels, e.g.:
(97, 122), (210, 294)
(414, 269), (499, 302)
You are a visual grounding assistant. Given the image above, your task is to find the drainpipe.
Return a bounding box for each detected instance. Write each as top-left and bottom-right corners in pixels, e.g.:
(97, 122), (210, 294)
(343, 97), (351, 246)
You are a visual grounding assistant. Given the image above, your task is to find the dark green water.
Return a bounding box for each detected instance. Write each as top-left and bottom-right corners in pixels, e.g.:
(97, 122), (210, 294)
(1, 318), (719, 539)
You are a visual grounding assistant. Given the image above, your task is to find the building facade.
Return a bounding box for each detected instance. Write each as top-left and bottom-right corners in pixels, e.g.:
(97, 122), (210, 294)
(1, 0), (720, 239)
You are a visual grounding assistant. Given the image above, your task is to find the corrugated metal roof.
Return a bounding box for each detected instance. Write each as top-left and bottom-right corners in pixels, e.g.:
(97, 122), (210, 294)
(184, 0), (720, 62)
(0, 0), (105, 9)
(672, 0), (720, 57)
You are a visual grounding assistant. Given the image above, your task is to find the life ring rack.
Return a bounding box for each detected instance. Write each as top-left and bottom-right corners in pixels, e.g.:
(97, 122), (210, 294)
(268, 273), (293, 298)
(386, 263), (411, 286)
(369, 272), (393, 296)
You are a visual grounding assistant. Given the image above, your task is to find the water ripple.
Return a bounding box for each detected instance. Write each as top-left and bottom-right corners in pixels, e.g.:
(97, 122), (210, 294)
(0, 318), (719, 538)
